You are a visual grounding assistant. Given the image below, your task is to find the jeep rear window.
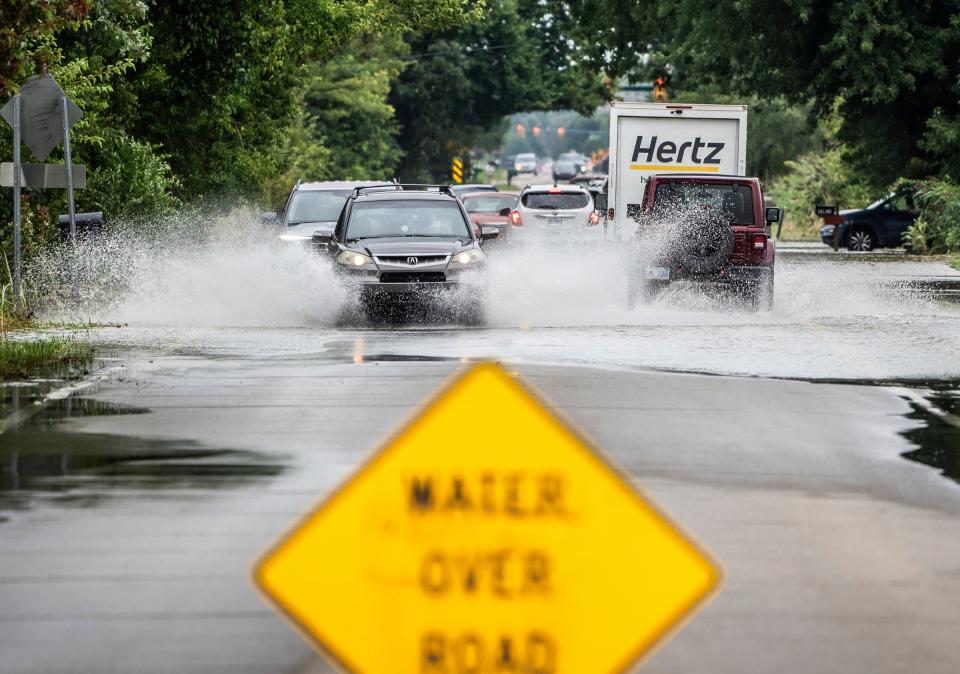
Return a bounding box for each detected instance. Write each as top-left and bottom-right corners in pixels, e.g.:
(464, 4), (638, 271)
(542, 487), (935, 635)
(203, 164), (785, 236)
(522, 192), (591, 210)
(653, 183), (755, 225)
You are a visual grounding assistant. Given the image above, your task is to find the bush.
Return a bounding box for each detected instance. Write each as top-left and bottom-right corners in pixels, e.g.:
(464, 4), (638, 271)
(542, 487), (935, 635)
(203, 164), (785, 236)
(903, 178), (960, 254)
(766, 146), (874, 239)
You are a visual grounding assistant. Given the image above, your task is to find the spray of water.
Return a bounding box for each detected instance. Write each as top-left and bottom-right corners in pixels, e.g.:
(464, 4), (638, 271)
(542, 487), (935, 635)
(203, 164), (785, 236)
(27, 208), (346, 327)
(23, 204), (957, 332)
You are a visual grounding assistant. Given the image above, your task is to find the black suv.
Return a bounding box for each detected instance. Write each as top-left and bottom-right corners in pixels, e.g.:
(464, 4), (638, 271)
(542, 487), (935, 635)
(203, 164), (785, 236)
(315, 185), (499, 319)
(819, 190), (919, 251)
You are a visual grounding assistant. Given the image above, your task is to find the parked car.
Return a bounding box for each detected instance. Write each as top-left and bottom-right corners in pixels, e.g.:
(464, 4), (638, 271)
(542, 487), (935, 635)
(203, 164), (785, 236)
(627, 174), (780, 311)
(265, 180), (396, 244)
(819, 190), (919, 251)
(513, 153), (538, 175)
(315, 185), (499, 322)
(511, 184), (601, 242)
(450, 184), (498, 200)
(460, 191), (519, 243)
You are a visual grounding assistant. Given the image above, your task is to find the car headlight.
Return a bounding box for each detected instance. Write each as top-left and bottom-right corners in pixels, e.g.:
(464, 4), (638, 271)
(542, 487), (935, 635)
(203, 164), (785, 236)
(336, 251), (373, 267)
(449, 249), (485, 267)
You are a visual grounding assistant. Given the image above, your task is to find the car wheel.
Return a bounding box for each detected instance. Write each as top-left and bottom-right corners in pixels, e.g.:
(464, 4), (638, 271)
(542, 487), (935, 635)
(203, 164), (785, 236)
(745, 272), (775, 312)
(627, 272), (658, 308)
(847, 228), (874, 251)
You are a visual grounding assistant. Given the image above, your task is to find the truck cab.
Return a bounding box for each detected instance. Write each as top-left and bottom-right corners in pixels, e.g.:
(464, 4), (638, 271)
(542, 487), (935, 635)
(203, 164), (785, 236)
(627, 174), (780, 310)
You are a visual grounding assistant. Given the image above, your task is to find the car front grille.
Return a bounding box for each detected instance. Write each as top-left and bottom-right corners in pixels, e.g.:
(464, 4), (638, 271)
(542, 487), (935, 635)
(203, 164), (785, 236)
(375, 255), (448, 266)
(379, 272), (447, 284)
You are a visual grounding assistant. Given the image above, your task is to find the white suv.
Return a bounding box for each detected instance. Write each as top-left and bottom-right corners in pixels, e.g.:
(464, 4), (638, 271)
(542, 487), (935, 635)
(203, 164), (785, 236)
(511, 185), (601, 241)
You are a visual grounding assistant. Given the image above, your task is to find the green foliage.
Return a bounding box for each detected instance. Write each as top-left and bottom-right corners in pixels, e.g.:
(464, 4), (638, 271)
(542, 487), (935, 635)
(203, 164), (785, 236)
(767, 146), (873, 238)
(644, 0), (960, 188)
(0, 0), (91, 96)
(0, 337), (93, 379)
(294, 40), (406, 182)
(391, 0), (607, 181)
(130, 0), (477, 200)
(903, 177), (960, 253)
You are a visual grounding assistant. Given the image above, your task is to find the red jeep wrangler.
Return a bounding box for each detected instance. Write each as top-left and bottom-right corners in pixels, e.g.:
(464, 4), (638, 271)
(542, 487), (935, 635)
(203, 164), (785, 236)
(627, 174), (780, 310)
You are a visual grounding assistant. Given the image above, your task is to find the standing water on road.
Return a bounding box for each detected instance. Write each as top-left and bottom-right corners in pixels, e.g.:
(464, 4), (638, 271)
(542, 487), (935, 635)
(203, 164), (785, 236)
(26, 212), (960, 382)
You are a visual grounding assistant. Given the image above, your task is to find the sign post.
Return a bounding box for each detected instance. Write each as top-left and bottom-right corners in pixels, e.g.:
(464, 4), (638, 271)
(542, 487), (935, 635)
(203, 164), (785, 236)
(61, 96), (77, 245)
(11, 95), (21, 308)
(255, 363), (721, 674)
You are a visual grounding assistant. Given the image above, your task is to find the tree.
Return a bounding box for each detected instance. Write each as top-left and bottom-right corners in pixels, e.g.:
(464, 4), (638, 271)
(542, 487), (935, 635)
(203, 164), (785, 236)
(0, 0), (91, 96)
(649, 0), (960, 187)
(390, 0), (607, 181)
(129, 0), (476, 200)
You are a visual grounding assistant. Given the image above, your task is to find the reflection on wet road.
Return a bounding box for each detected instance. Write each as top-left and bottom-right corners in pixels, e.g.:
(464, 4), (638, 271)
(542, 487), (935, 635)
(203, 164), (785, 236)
(0, 397), (283, 512)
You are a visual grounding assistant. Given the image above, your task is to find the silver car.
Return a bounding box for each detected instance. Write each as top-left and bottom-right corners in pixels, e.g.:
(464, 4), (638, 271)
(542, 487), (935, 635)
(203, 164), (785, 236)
(316, 185), (500, 321)
(264, 180), (396, 243)
(512, 184), (602, 242)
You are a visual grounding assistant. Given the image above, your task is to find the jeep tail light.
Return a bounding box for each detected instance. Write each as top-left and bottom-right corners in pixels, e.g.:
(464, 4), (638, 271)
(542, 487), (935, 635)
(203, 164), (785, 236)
(753, 234), (767, 249)
(510, 210), (523, 226)
(588, 211), (600, 226)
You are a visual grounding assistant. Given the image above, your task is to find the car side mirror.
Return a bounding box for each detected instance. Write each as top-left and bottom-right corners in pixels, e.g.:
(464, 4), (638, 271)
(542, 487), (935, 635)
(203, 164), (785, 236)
(765, 207), (782, 224)
(261, 212), (278, 225)
(311, 228), (334, 244)
(594, 193), (608, 211)
(480, 226), (500, 241)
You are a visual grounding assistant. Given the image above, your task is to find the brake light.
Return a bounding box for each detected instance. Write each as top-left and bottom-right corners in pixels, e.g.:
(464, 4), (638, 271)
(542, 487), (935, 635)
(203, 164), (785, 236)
(510, 210), (522, 226)
(588, 211), (600, 226)
(753, 234), (767, 249)
(548, 188), (563, 194)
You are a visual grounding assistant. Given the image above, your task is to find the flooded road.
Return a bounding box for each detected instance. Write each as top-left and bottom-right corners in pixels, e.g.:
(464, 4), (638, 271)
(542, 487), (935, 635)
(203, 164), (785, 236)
(3, 245), (960, 674)
(68, 248), (960, 382)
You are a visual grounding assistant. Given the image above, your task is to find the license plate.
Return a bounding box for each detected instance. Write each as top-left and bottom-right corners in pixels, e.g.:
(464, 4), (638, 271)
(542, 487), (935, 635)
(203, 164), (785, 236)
(547, 217), (563, 227)
(644, 267), (670, 280)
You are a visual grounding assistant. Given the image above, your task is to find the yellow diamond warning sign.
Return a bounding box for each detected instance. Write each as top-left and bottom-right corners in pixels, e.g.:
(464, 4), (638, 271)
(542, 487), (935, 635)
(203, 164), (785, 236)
(254, 363), (720, 674)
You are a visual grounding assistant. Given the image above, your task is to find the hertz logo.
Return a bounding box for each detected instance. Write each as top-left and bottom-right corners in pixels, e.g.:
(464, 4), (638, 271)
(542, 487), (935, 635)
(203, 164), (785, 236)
(629, 135), (724, 172)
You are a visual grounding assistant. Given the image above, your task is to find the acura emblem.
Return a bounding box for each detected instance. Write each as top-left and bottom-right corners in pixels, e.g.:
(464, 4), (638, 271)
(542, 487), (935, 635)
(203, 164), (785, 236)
(406, 256), (418, 265)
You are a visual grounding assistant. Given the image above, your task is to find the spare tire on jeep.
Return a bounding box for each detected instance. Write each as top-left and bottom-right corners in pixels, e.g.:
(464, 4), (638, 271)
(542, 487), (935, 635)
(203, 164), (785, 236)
(674, 217), (735, 274)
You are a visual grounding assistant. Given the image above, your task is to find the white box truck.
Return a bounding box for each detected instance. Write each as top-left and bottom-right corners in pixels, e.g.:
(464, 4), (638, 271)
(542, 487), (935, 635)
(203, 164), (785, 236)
(606, 102), (748, 238)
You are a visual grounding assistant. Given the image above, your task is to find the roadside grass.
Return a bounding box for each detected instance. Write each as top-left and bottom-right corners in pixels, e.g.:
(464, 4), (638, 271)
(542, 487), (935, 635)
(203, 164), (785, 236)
(950, 256), (960, 271)
(0, 337), (95, 380)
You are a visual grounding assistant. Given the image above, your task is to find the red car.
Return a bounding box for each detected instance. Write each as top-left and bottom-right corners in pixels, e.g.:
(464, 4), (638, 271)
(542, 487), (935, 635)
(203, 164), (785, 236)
(627, 174), (780, 310)
(459, 191), (519, 242)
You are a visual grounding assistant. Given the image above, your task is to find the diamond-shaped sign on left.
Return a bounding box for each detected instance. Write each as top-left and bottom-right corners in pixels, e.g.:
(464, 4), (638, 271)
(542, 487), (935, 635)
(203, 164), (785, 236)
(0, 74), (82, 161)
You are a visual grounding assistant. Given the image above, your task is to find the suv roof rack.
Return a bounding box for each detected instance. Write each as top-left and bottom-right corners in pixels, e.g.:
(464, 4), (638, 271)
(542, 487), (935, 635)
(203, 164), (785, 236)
(351, 184), (455, 197)
(351, 184), (403, 196)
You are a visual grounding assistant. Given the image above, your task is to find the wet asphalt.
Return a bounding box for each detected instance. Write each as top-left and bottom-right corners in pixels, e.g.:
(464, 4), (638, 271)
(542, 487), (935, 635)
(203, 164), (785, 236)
(1, 250), (960, 674)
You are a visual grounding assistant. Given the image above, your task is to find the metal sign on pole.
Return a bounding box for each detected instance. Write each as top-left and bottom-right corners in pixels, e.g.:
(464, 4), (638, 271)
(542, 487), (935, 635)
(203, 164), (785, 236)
(0, 74), (86, 308)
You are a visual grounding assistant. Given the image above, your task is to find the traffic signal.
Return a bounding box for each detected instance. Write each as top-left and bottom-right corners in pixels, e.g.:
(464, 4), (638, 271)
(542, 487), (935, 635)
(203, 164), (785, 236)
(653, 77), (668, 102)
(516, 123), (526, 138)
(556, 127), (565, 138)
(532, 126), (541, 138)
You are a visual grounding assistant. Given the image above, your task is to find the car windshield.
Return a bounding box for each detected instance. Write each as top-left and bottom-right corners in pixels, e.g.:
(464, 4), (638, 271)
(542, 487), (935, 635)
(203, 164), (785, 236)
(346, 201), (471, 240)
(286, 190), (352, 225)
(462, 195), (517, 213)
(516, 153), (536, 161)
(653, 183), (756, 225)
(522, 191), (591, 210)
